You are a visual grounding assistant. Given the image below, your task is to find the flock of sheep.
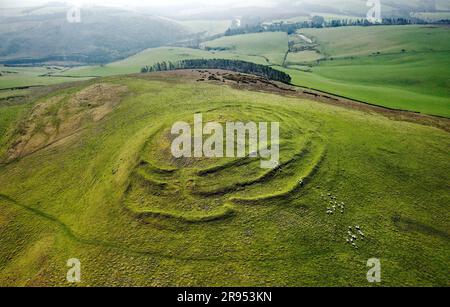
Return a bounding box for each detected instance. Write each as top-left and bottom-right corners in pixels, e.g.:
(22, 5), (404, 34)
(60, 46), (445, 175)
(321, 191), (366, 249)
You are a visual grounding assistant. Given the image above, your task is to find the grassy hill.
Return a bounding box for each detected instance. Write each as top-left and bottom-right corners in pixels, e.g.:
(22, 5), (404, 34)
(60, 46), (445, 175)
(282, 51), (450, 117)
(0, 66), (91, 90)
(0, 47), (268, 90)
(298, 0), (450, 17)
(201, 32), (290, 66)
(297, 25), (450, 58)
(0, 6), (188, 65)
(0, 72), (449, 286)
(55, 47), (270, 78)
(2, 26), (449, 117)
(282, 25), (450, 117)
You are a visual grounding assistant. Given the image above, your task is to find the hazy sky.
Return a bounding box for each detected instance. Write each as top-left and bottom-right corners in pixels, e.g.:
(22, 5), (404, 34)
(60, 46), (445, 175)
(0, 0), (278, 9)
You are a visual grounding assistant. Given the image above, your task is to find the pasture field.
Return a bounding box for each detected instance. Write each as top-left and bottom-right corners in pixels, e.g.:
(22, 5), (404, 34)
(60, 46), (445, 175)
(201, 32), (289, 66)
(297, 25), (450, 58)
(56, 47), (270, 78)
(0, 66), (90, 90)
(0, 89), (29, 99)
(281, 51), (450, 117)
(282, 25), (450, 117)
(4, 26), (449, 117)
(62, 26), (450, 117)
(301, 0), (450, 16)
(285, 51), (323, 65)
(0, 72), (448, 286)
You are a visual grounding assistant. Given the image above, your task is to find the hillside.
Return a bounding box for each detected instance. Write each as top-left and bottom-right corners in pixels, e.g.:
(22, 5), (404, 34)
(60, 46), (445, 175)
(0, 6), (188, 65)
(45, 26), (450, 117)
(53, 47), (270, 78)
(201, 32), (290, 66)
(0, 72), (449, 286)
(282, 25), (450, 117)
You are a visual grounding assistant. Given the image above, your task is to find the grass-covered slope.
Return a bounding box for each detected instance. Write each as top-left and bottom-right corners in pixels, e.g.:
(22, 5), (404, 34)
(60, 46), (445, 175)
(0, 66), (91, 90)
(283, 25), (450, 117)
(201, 32), (289, 66)
(298, 25), (450, 58)
(48, 26), (450, 117)
(56, 47), (270, 78)
(0, 72), (449, 286)
(282, 51), (450, 117)
(0, 6), (188, 65)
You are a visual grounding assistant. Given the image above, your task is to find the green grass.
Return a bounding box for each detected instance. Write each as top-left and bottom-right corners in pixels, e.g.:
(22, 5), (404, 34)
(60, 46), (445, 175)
(0, 74), (448, 286)
(56, 47), (270, 78)
(286, 51), (323, 65)
(0, 66), (90, 90)
(281, 50), (450, 117)
(0, 89), (30, 99)
(282, 25), (450, 117)
(298, 25), (450, 58)
(201, 32), (289, 66)
(5, 26), (449, 117)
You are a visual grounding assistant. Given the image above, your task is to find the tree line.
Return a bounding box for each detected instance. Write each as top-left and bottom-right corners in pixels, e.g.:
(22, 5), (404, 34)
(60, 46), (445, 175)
(224, 16), (450, 36)
(141, 59), (292, 84)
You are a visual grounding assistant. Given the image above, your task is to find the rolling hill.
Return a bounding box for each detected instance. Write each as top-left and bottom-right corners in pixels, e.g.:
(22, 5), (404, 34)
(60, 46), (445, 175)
(1, 25), (449, 117)
(282, 25), (450, 117)
(0, 72), (448, 286)
(49, 26), (450, 117)
(0, 6), (188, 65)
(201, 32), (290, 66)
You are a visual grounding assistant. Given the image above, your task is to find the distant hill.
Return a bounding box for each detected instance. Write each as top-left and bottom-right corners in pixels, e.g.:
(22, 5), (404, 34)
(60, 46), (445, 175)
(0, 6), (189, 65)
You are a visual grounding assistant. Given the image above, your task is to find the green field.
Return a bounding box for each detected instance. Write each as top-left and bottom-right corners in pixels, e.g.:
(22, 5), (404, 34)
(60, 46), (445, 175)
(0, 66), (90, 90)
(2, 26), (449, 117)
(281, 25), (450, 117)
(0, 73), (448, 286)
(297, 25), (450, 58)
(282, 51), (450, 117)
(286, 51), (323, 65)
(62, 26), (450, 117)
(201, 32), (289, 66)
(56, 47), (269, 78)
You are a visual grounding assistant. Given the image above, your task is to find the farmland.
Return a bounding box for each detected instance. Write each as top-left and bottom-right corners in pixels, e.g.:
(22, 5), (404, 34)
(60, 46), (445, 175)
(201, 32), (289, 66)
(0, 66), (90, 90)
(48, 25), (450, 117)
(282, 25), (450, 117)
(3, 25), (449, 117)
(0, 71), (449, 286)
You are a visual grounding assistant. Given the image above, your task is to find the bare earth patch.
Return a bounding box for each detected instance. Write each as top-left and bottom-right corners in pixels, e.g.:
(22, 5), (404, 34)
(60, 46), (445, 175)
(6, 83), (128, 161)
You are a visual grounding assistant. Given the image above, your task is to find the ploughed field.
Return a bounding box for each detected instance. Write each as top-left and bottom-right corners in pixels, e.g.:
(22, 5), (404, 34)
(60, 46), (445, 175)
(0, 71), (449, 286)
